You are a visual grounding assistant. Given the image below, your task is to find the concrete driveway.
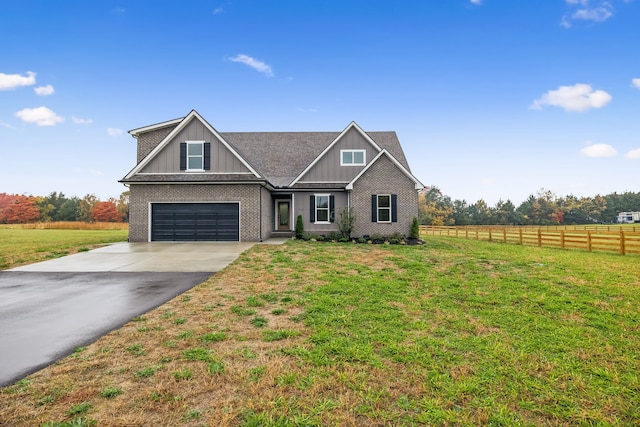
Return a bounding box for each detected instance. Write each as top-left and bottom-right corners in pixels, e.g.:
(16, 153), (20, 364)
(0, 241), (284, 387)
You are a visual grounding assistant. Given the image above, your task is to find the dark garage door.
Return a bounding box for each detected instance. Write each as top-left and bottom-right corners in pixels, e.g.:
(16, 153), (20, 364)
(151, 203), (239, 241)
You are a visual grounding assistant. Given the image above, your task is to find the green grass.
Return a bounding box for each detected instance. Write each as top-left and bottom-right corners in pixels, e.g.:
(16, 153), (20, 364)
(1, 237), (639, 425)
(0, 228), (128, 269)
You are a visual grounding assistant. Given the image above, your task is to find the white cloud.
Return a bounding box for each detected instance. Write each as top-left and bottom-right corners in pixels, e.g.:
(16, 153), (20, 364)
(212, 7), (223, 14)
(72, 116), (93, 125)
(625, 148), (640, 159)
(15, 106), (64, 126)
(34, 84), (55, 96)
(579, 142), (618, 158)
(481, 177), (496, 185)
(107, 127), (123, 136)
(0, 71), (36, 90)
(470, 0), (482, 4)
(562, 0), (615, 27)
(631, 78), (640, 89)
(530, 83), (612, 112)
(228, 54), (274, 77)
(0, 121), (15, 129)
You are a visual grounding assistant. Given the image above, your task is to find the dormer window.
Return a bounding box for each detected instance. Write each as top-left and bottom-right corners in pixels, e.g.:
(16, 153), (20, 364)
(180, 141), (211, 171)
(341, 149), (365, 166)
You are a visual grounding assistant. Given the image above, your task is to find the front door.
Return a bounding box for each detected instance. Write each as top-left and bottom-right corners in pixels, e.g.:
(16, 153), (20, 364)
(276, 201), (290, 231)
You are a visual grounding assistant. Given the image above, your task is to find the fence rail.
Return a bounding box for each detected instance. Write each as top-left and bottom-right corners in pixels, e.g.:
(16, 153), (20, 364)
(420, 225), (640, 256)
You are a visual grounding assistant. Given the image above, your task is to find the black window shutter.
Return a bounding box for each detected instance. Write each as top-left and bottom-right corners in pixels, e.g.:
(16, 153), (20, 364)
(391, 194), (398, 223)
(329, 195), (335, 222)
(371, 195), (377, 222)
(203, 143), (211, 170)
(179, 143), (187, 170)
(309, 195), (315, 223)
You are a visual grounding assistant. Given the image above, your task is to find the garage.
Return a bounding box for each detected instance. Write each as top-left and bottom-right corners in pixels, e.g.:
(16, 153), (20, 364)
(151, 203), (239, 241)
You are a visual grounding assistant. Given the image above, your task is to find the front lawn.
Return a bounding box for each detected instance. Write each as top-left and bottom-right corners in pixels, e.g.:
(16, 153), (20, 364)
(1, 237), (638, 425)
(0, 227), (128, 270)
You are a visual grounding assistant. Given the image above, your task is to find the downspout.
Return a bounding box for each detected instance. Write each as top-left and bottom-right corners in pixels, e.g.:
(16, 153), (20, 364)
(259, 185), (263, 242)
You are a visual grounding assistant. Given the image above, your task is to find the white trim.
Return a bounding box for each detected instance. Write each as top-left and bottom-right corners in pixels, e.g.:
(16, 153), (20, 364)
(148, 201), (241, 242)
(345, 149), (424, 190)
(129, 117), (184, 137)
(314, 193), (331, 224)
(340, 149), (366, 166)
(376, 194), (392, 223)
(135, 172), (255, 176)
(185, 140), (205, 172)
(124, 110), (261, 180)
(290, 121), (382, 186)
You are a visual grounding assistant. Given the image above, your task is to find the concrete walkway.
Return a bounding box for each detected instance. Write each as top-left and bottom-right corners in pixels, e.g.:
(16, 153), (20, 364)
(10, 239), (287, 272)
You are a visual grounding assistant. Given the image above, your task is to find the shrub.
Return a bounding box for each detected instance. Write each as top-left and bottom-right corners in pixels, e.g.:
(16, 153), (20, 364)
(410, 217), (420, 239)
(295, 214), (304, 239)
(336, 207), (355, 239)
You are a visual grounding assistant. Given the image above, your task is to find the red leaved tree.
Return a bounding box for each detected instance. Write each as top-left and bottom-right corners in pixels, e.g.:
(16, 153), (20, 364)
(0, 195), (41, 223)
(91, 200), (124, 222)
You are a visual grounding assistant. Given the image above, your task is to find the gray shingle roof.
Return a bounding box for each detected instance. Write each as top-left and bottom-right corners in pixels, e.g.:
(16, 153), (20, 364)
(221, 131), (409, 188)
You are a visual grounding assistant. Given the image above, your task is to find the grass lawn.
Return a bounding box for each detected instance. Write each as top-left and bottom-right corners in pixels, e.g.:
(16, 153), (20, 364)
(1, 237), (639, 426)
(0, 227), (129, 270)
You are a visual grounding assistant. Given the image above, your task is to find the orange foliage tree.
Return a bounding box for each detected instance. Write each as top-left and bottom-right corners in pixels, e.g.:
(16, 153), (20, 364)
(0, 195), (41, 223)
(91, 200), (124, 222)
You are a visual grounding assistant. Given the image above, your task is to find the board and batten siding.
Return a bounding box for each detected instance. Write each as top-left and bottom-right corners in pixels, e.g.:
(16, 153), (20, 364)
(298, 128), (379, 183)
(139, 119), (251, 174)
(292, 191), (348, 234)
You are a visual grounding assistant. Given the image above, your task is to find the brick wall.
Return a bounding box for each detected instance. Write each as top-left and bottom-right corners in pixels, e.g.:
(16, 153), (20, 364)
(136, 126), (178, 163)
(128, 184), (263, 242)
(350, 155), (419, 238)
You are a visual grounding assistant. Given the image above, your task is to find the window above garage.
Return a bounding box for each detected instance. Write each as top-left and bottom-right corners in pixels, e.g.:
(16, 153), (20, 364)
(180, 141), (211, 171)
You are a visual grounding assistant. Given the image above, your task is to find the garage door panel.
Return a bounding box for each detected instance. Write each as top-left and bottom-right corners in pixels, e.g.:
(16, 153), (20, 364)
(151, 203), (239, 241)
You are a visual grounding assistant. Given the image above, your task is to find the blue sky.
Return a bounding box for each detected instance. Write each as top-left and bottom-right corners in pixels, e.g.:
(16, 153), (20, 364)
(1, 0), (639, 205)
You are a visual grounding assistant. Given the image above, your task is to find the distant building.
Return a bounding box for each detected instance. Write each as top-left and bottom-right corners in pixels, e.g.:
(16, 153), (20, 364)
(617, 212), (640, 224)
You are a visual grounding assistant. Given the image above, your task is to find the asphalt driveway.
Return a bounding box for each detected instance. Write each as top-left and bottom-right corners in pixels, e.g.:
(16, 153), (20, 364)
(0, 241), (284, 387)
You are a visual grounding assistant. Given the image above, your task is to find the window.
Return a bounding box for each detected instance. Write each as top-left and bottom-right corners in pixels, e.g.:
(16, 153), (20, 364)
(180, 141), (211, 171)
(310, 194), (334, 223)
(187, 142), (204, 170)
(377, 195), (391, 222)
(371, 194), (397, 223)
(341, 149), (366, 166)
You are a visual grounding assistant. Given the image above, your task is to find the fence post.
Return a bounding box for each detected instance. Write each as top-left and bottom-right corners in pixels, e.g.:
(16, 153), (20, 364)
(587, 231), (592, 252)
(537, 229), (542, 247)
(620, 231), (626, 256)
(503, 228), (507, 243)
(489, 228), (492, 242)
(465, 228), (468, 239)
(561, 230), (565, 249)
(519, 228), (523, 245)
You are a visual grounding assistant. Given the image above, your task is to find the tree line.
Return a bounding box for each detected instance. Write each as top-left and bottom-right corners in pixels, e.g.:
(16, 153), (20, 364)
(0, 191), (129, 224)
(419, 187), (640, 226)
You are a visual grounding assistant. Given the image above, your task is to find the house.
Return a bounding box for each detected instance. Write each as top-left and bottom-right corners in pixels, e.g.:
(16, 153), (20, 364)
(617, 212), (640, 224)
(120, 110), (424, 242)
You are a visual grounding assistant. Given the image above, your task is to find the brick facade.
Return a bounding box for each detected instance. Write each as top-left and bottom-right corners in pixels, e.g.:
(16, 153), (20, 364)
(136, 126), (178, 163)
(350, 155), (419, 238)
(128, 184), (263, 242)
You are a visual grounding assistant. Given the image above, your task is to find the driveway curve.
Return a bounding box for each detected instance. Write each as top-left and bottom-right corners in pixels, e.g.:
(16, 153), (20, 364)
(0, 241), (285, 387)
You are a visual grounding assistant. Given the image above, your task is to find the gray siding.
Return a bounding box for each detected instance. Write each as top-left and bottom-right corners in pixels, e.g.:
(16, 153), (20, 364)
(128, 183), (262, 242)
(137, 125), (178, 163)
(350, 155), (419, 238)
(140, 118), (252, 174)
(260, 186), (273, 240)
(298, 128), (379, 183)
(292, 191), (348, 235)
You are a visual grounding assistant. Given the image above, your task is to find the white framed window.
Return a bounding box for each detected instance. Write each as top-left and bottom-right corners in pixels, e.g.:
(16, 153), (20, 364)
(315, 194), (330, 223)
(186, 141), (204, 171)
(340, 149), (366, 166)
(377, 194), (391, 223)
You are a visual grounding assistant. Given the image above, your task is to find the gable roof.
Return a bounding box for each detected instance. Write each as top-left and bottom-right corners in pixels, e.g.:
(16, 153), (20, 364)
(346, 150), (424, 190)
(123, 110), (261, 180)
(289, 121), (382, 186)
(122, 111), (419, 189)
